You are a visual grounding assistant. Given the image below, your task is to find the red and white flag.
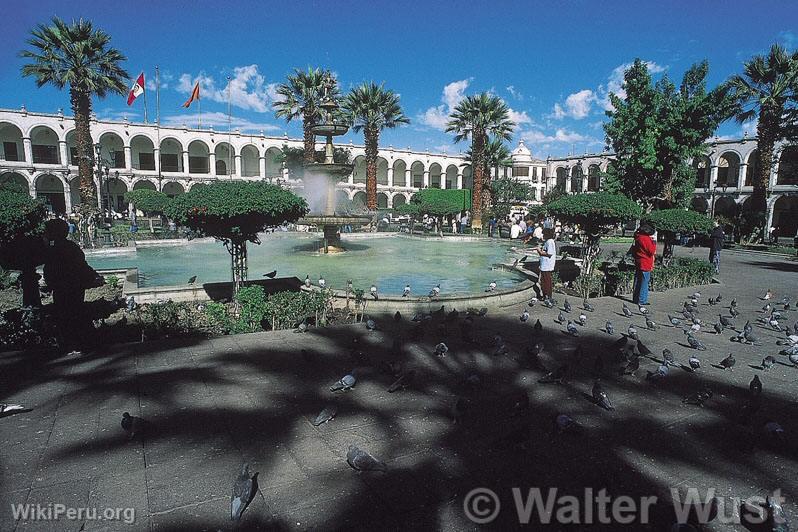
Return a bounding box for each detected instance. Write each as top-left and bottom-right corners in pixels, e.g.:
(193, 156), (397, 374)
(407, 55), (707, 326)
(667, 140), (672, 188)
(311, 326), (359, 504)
(127, 73), (145, 106)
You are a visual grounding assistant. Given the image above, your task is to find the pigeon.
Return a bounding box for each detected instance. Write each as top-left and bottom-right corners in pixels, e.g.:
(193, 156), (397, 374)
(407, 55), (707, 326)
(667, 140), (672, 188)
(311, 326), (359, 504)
(520, 309), (529, 322)
(231, 463), (257, 521)
(318, 276), (326, 288)
(762, 355), (776, 370)
(542, 298), (555, 309)
(429, 284), (441, 298)
(0, 403), (30, 418)
(539, 363), (569, 384)
(761, 289), (773, 300)
(477, 307), (488, 317)
(686, 333), (706, 351)
(592, 380), (614, 410)
(121, 412), (146, 439)
(743, 330), (761, 345)
(294, 320), (309, 333)
(691, 291), (702, 300)
(682, 387), (713, 407)
(639, 305), (649, 315)
(749, 375), (763, 398)
(394, 311), (402, 322)
(555, 311), (565, 324)
(533, 319), (543, 336)
(645, 316), (656, 330)
(347, 445), (387, 472)
(486, 281), (497, 292)
(370, 285), (379, 300)
(263, 269), (277, 278)
(627, 325), (638, 340)
(434, 342), (449, 357)
(730, 297), (737, 308)
(566, 321), (579, 336)
(366, 318), (377, 331)
(622, 303), (632, 318)
(187, 275), (197, 284)
(330, 372), (357, 391)
(708, 296), (717, 306)
(719, 314), (734, 328)
(719, 353), (735, 370)
(387, 370), (416, 393)
(527, 297), (537, 307)
(563, 299), (572, 313)
(688, 354), (701, 371)
(729, 306), (740, 318)
(402, 284), (411, 297)
(712, 322), (723, 335)
(715, 293), (723, 303)
(668, 315), (682, 327)
(620, 356), (640, 376)
(578, 312), (587, 326)
(789, 353), (798, 366)
(583, 299), (595, 312)
(605, 320), (614, 335)
(125, 295), (137, 312)
(762, 302), (772, 313)
(304, 275), (311, 288)
(662, 349), (676, 367)
(743, 320), (753, 335)
(313, 405), (338, 426)
(646, 364), (669, 382)
(525, 343), (546, 370)
(764, 494), (790, 531)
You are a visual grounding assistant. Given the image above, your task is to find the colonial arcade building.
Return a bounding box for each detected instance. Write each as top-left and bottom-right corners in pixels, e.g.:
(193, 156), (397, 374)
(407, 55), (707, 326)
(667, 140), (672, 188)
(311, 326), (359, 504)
(1, 108), (796, 237)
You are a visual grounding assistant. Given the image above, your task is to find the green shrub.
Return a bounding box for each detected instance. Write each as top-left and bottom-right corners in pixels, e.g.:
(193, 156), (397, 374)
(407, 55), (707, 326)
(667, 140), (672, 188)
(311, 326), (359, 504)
(263, 290), (330, 330)
(650, 257), (714, 291)
(0, 266), (15, 290)
(203, 301), (233, 335)
(232, 285), (269, 333)
(106, 275), (119, 288)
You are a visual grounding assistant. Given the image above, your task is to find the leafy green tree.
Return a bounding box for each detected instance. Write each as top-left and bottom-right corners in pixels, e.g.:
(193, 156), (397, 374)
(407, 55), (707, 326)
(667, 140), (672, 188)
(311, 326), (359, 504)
(643, 208), (714, 264)
(407, 189), (469, 236)
(447, 93), (515, 228)
(124, 189), (171, 233)
(490, 177), (533, 220)
(728, 44), (798, 240)
(604, 59), (734, 208)
(273, 67), (339, 164)
(166, 181), (308, 291)
(546, 192), (642, 275)
(20, 17), (129, 213)
(0, 189), (48, 306)
(342, 82), (409, 210)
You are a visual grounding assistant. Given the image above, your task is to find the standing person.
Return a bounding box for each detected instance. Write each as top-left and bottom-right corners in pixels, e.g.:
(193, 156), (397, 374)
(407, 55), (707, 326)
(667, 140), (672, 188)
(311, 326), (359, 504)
(460, 212), (469, 234)
(533, 223), (544, 243)
(709, 222), (725, 273)
(43, 218), (100, 354)
(510, 220), (522, 239)
(631, 223), (656, 306)
(537, 228), (556, 302)
(489, 217), (497, 237)
(518, 217), (527, 234)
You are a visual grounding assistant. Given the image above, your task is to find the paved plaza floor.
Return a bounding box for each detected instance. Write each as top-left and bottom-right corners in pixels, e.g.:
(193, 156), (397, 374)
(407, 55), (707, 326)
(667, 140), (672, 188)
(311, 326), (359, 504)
(1, 245), (796, 531)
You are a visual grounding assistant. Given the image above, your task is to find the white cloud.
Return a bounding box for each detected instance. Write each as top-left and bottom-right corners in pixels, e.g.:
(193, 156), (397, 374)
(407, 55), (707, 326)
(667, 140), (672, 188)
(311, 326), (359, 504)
(521, 128), (598, 145)
(508, 108), (532, 125)
(599, 61), (665, 111)
(506, 85), (523, 101)
(551, 89), (596, 120)
(162, 111), (281, 133)
(417, 78), (472, 130)
(176, 65), (275, 113)
(144, 71), (172, 92)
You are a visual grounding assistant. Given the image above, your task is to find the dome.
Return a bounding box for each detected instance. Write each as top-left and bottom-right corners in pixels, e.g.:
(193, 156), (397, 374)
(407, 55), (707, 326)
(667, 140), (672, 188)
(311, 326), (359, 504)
(511, 140), (533, 164)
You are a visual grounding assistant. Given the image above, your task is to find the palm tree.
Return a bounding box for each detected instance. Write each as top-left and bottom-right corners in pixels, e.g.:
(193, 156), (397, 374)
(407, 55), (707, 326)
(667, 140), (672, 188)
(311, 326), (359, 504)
(342, 82), (409, 210)
(467, 137), (512, 209)
(446, 93), (515, 227)
(20, 17), (129, 213)
(728, 44), (798, 240)
(274, 67), (339, 164)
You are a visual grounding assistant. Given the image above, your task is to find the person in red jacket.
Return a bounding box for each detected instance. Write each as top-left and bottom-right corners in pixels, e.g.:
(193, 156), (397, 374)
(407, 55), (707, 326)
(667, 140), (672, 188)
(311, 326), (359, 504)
(631, 223), (656, 305)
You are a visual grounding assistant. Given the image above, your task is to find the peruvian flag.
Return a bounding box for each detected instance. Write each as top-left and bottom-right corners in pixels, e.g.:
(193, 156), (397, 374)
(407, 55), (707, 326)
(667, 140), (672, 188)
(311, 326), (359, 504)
(127, 72), (145, 106)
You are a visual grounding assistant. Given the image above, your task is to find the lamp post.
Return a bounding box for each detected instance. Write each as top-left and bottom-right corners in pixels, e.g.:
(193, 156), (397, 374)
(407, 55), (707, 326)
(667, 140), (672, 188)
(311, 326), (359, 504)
(706, 183), (729, 219)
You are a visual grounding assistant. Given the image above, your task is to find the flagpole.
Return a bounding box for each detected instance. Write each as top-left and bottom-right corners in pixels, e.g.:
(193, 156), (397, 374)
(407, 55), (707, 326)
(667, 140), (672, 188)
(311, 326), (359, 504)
(227, 76), (232, 179)
(142, 72), (149, 124)
(156, 66), (161, 184)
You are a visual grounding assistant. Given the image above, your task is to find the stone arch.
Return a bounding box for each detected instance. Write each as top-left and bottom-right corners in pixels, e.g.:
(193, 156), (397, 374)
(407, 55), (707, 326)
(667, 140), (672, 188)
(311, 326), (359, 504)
(744, 149), (758, 187)
(690, 196), (708, 213)
(429, 163), (442, 188)
(555, 167), (567, 191)
(777, 146), (798, 185)
(264, 147), (283, 178)
(240, 144), (260, 177)
(377, 192), (389, 209)
(0, 122), (25, 162)
(104, 177), (128, 213)
(587, 164), (601, 191)
(131, 134), (156, 171)
(98, 131), (125, 169)
(717, 151), (740, 187)
(377, 157), (389, 186)
(392, 193), (407, 208)
(189, 181), (207, 191)
(35, 173), (66, 214)
(772, 195), (798, 237)
(159, 137), (184, 172)
(445, 164), (458, 189)
(353, 155), (367, 184)
(392, 159), (407, 187)
(162, 181), (185, 197)
(693, 156), (711, 189)
(187, 140), (210, 174)
(411, 161), (424, 188)
(352, 190), (367, 208)
(714, 196), (737, 219)
(0, 171), (30, 196)
(29, 125), (61, 165)
(132, 179), (158, 191)
(214, 142), (235, 175)
(461, 165), (473, 190)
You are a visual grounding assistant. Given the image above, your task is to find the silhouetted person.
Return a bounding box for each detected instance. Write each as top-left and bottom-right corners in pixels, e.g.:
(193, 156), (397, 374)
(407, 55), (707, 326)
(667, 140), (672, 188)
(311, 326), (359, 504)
(43, 218), (97, 353)
(709, 222), (724, 273)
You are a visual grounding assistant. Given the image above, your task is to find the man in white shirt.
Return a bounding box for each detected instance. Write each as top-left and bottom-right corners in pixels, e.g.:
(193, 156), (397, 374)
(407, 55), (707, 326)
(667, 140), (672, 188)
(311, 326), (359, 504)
(533, 224), (544, 241)
(537, 228), (556, 301)
(510, 222), (521, 239)
(519, 218), (527, 234)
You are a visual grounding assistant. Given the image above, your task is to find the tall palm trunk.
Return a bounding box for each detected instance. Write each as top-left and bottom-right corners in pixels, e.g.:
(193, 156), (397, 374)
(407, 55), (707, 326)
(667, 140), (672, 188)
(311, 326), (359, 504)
(470, 129), (486, 225)
(365, 127), (379, 211)
(70, 87), (97, 213)
(303, 109), (316, 164)
(752, 107), (777, 241)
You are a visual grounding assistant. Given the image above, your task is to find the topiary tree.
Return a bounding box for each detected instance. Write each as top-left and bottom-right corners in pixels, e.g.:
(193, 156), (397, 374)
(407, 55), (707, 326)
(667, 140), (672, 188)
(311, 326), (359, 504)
(124, 189), (171, 232)
(546, 192), (642, 275)
(409, 189), (470, 237)
(644, 208), (714, 265)
(0, 188), (48, 306)
(166, 181), (308, 292)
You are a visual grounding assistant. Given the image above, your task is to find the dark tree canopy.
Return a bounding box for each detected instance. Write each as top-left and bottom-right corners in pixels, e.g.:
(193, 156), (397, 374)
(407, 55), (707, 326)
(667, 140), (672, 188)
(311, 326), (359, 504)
(0, 189), (47, 246)
(490, 177), (533, 219)
(124, 189), (171, 216)
(546, 192), (642, 234)
(643, 208), (714, 235)
(409, 188), (471, 218)
(166, 181), (308, 243)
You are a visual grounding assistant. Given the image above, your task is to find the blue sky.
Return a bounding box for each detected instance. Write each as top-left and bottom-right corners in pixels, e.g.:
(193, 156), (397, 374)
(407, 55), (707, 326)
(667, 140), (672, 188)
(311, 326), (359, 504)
(1, 0), (795, 157)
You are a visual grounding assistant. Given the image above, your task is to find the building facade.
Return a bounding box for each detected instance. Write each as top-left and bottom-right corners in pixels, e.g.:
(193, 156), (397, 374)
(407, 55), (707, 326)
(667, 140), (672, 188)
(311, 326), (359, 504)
(1, 108), (796, 236)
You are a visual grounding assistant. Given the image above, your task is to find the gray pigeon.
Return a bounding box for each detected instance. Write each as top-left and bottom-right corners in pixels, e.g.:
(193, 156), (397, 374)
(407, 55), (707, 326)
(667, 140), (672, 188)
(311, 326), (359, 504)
(313, 405), (338, 426)
(434, 342), (449, 357)
(563, 299), (572, 313)
(712, 322), (723, 335)
(688, 354), (701, 371)
(686, 333), (706, 351)
(622, 303), (632, 318)
(555, 311), (565, 324)
(645, 316), (656, 330)
(583, 299), (595, 312)
(789, 352), (798, 366)
(719, 314), (734, 328)
(668, 315), (682, 327)
(662, 349), (676, 367)
(743, 330), (761, 345)
(578, 312), (587, 326)
(520, 309), (529, 322)
(627, 325), (638, 340)
(620, 356), (639, 376)
(121, 412), (146, 440)
(646, 364), (669, 382)
(592, 380), (614, 410)
(566, 321), (579, 336)
(366, 318), (377, 331)
(682, 387), (713, 407)
(719, 353), (735, 370)
(330, 372), (357, 391)
(347, 445), (387, 472)
(605, 321), (614, 335)
(0, 403), (29, 418)
(762, 355), (776, 370)
(231, 463), (256, 521)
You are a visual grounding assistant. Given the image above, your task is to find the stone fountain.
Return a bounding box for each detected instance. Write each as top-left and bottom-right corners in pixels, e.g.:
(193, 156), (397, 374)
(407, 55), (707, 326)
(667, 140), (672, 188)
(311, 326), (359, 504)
(298, 81), (371, 253)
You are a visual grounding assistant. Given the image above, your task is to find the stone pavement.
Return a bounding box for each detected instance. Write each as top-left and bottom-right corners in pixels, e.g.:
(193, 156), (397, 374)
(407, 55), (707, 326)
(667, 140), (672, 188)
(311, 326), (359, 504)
(0, 245), (796, 531)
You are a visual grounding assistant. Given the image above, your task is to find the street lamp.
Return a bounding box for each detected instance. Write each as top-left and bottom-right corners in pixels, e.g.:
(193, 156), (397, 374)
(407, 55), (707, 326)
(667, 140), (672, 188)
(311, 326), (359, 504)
(706, 182), (729, 219)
